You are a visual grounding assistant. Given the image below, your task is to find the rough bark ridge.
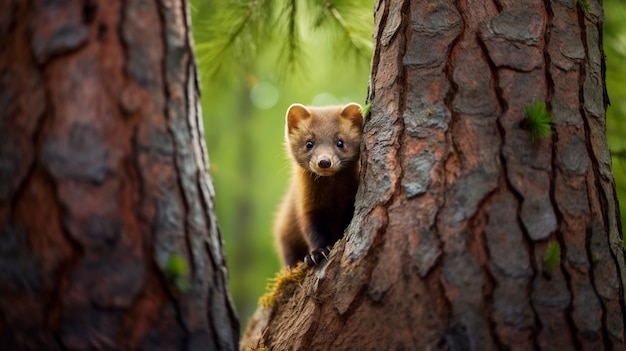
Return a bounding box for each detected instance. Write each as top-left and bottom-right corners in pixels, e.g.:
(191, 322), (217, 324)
(0, 0), (238, 350)
(241, 0), (624, 349)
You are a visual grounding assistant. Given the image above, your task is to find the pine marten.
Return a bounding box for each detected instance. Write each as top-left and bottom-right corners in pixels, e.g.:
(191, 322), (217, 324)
(273, 103), (364, 267)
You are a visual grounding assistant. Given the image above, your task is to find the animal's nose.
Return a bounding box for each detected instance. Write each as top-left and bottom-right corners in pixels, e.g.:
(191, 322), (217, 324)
(318, 158), (331, 168)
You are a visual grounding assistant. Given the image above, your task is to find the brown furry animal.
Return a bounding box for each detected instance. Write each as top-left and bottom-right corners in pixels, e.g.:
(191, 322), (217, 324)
(273, 103), (364, 267)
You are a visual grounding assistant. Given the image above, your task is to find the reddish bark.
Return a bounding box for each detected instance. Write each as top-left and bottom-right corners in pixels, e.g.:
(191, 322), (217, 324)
(0, 0), (238, 350)
(242, 0), (624, 350)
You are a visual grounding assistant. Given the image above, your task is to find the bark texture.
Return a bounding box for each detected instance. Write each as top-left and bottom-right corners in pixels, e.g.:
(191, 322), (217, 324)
(0, 1), (239, 350)
(242, 0), (625, 349)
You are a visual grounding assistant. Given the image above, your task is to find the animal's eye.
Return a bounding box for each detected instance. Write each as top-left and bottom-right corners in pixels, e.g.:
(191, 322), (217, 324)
(336, 140), (344, 148)
(305, 140), (314, 149)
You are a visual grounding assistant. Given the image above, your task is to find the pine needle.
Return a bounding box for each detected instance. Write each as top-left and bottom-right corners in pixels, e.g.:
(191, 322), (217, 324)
(544, 241), (561, 277)
(524, 100), (555, 144)
(166, 254), (191, 292)
(278, 0), (304, 72)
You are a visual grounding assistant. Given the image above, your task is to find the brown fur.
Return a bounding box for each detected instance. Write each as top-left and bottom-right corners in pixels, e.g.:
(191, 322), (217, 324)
(273, 103), (364, 267)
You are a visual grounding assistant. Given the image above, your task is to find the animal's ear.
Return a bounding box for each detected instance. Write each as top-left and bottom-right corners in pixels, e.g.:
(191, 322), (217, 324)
(340, 103), (364, 128)
(286, 104), (311, 131)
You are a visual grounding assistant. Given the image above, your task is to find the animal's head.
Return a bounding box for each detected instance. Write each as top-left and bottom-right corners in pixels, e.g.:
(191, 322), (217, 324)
(285, 103), (363, 176)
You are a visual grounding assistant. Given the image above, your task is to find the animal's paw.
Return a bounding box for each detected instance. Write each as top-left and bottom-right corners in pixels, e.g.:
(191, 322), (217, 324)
(304, 246), (332, 267)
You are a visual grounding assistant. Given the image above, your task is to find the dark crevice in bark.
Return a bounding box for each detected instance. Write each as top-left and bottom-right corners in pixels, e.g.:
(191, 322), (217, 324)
(596, 9), (626, 344)
(585, 224), (613, 350)
(442, 0), (462, 181)
(180, 0), (195, 148)
(470, 192), (504, 349)
(428, 199), (448, 325)
(358, 0), (409, 317)
(187, 0), (237, 336)
(210, 241), (239, 345)
(8, 91), (45, 223)
(542, 2), (555, 108)
(156, 0), (195, 281)
(598, 15), (611, 110)
(550, 106), (584, 347)
(426, 266), (450, 341)
(481, 281), (500, 350)
(445, 0), (501, 348)
(314, 0), (402, 345)
(346, 218), (388, 313)
(432, 0), (463, 335)
(476, 25), (541, 351)
(577, 6), (626, 347)
(360, 0), (396, 225)
(299, 303), (323, 349)
(155, 0), (194, 341)
(327, 283), (371, 347)
(497, 111), (542, 351)
(127, 120), (157, 340)
(189, 64), (209, 181)
(184, 2), (202, 103)
(205, 247), (219, 342)
(118, 0), (189, 340)
(0, 1), (17, 53)
(393, 0), (410, 198)
(191, 73), (213, 251)
(366, 0), (389, 104)
(43, 170), (85, 342)
(475, 208), (502, 349)
(37, 57), (86, 337)
(7, 3), (46, 223)
(543, 1), (581, 349)
(118, 0), (148, 257)
(178, 0), (202, 288)
(198, 145), (218, 273)
(199, 186), (218, 269)
(491, 0), (502, 13)
(325, 207), (391, 346)
(429, 204), (450, 327)
(192, 93), (209, 177)
(116, 0), (131, 84)
(118, 2), (155, 345)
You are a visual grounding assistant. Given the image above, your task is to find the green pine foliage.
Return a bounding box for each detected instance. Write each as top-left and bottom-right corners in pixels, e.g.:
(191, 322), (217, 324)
(309, 0), (373, 57)
(166, 254), (191, 292)
(194, 0), (274, 77)
(524, 100), (555, 144)
(544, 241), (561, 277)
(194, 0), (373, 78)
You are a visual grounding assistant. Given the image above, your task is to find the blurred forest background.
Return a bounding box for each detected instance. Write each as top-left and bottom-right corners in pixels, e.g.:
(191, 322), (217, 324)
(190, 0), (626, 328)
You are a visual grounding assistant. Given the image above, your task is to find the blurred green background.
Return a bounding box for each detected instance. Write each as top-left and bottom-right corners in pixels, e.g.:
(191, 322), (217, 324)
(190, 0), (626, 330)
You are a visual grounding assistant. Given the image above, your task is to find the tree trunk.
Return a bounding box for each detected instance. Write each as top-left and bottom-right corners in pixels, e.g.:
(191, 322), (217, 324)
(241, 0), (625, 349)
(0, 1), (239, 350)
